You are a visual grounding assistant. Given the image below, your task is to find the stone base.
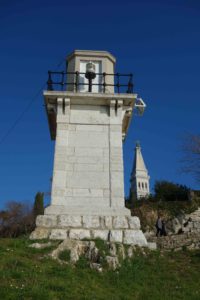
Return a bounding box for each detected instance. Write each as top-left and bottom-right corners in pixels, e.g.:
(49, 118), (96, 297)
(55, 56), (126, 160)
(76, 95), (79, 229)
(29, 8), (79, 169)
(44, 205), (131, 216)
(30, 214), (148, 247)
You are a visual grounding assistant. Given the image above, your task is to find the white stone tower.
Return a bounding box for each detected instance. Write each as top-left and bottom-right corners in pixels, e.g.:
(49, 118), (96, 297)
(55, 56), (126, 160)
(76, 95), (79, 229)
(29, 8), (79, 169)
(30, 50), (147, 246)
(130, 142), (150, 199)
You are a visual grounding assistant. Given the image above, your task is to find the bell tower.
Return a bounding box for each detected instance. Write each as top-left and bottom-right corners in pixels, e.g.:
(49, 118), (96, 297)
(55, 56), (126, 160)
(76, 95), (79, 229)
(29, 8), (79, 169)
(30, 50), (148, 246)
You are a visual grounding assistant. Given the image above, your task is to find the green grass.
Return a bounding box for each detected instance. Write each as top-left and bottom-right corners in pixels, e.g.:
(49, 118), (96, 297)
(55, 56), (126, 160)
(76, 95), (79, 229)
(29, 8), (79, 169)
(0, 238), (200, 299)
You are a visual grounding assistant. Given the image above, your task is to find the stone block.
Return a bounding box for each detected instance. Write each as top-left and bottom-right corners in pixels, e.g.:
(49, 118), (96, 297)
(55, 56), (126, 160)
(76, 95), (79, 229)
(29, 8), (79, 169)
(68, 172), (109, 189)
(76, 124), (104, 132)
(75, 147), (103, 157)
(127, 216), (141, 230)
(123, 230), (148, 247)
(49, 229), (68, 240)
(104, 216), (113, 228)
(74, 163), (104, 172)
(91, 230), (109, 240)
(36, 215), (57, 228)
(109, 230), (123, 243)
(82, 216), (100, 228)
(30, 228), (50, 240)
(57, 215), (82, 228)
(69, 229), (91, 240)
(113, 216), (128, 229)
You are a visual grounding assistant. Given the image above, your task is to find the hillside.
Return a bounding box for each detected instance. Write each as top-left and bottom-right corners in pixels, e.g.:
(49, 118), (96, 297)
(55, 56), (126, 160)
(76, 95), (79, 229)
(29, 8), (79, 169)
(0, 238), (200, 299)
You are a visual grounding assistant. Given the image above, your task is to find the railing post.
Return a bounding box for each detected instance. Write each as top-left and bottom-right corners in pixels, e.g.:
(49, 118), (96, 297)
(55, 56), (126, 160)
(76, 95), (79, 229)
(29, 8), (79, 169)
(127, 73), (133, 93)
(116, 73), (120, 93)
(75, 71), (79, 92)
(103, 72), (106, 93)
(61, 71), (64, 91)
(47, 71), (53, 91)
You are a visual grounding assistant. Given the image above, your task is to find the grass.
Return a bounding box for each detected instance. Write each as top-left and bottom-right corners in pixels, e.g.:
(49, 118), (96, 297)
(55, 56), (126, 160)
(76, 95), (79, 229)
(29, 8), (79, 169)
(0, 238), (200, 299)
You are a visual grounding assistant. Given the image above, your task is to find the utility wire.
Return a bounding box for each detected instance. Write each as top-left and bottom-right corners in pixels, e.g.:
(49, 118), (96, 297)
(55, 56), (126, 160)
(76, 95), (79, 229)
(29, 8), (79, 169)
(0, 57), (65, 146)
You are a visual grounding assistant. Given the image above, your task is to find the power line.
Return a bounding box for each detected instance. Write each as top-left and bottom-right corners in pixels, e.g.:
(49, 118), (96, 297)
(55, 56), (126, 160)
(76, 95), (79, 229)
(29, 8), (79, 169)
(0, 57), (65, 146)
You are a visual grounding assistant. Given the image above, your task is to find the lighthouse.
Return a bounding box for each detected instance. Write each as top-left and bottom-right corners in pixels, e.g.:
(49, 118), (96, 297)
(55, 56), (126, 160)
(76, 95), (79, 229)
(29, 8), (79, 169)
(30, 50), (147, 246)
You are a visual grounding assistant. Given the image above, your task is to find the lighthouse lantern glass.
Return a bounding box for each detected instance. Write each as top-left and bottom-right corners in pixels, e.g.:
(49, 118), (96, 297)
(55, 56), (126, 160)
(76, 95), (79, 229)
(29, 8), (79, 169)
(79, 60), (102, 93)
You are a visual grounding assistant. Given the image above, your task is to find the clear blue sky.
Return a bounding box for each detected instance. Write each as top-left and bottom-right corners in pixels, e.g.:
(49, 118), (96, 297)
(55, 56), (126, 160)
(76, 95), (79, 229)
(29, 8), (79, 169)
(0, 0), (199, 208)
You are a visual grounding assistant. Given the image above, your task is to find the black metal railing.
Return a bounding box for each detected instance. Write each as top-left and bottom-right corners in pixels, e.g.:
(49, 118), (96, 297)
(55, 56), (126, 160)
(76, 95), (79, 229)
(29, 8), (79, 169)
(47, 71), (133, 93)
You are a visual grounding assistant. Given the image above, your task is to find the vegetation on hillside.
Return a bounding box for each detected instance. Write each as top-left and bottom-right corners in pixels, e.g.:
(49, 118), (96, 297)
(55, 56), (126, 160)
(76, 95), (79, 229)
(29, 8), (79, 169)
(0, 192), (44, 238)
(127, 181), (200, 232)
(0, 238), (200, 300)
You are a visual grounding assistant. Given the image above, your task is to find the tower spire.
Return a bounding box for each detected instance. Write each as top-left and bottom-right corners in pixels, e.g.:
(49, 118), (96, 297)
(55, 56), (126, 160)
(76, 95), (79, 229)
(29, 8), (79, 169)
(130, 142), (150, 200)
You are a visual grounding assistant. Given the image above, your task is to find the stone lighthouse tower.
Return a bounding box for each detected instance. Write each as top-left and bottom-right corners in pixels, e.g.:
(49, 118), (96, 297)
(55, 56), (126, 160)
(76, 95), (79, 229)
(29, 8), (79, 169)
(30, 50), (147, 246)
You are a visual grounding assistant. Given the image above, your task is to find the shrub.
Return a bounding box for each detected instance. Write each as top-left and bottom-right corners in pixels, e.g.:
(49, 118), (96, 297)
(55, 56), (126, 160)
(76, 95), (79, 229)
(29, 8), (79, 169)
(154, 180), (190, 201)
(0, 201), (34, 238)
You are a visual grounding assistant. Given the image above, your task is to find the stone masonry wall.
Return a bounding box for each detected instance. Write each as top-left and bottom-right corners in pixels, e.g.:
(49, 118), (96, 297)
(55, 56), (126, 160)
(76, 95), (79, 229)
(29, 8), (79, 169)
(30, 215), (148, 247)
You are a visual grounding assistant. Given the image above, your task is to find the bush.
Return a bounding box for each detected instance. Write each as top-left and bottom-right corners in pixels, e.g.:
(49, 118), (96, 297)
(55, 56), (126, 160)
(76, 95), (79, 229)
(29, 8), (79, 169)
(0, 201), (34, 238)
(154, 180), (190, 201)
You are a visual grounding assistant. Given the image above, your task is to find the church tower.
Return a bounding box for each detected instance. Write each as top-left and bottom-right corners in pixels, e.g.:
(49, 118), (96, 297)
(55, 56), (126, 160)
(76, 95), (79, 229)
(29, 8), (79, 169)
(130, 142), (150, 199)
(30, 50), (148, 246)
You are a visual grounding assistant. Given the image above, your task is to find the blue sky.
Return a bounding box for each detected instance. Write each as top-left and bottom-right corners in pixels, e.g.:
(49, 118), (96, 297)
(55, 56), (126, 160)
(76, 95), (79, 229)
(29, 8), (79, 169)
(0, 0), (199, 208)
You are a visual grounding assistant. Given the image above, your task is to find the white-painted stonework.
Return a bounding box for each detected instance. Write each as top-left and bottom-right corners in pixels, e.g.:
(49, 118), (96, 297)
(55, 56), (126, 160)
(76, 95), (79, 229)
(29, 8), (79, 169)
(30, 50), (148, 247)
(130, 142), (150, 199)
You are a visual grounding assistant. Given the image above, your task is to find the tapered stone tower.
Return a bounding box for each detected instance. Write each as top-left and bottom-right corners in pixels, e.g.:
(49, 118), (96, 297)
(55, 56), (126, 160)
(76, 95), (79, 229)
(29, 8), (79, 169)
(130, 142), (150, 199)
(30, 50), (147, 246)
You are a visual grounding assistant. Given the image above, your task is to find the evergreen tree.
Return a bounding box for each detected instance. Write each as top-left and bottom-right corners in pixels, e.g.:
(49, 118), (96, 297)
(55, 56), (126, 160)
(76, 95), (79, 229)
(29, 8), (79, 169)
(33, 192), (44, 219)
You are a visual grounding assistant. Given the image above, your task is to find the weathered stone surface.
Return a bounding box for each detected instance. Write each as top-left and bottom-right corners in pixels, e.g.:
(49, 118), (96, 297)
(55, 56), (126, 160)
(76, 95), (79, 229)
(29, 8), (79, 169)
(127, 216), (140, 230)
(91, 230), (109, 240)
(57, 215), (82, 228)
(36, 215), (57, 228)
(109, 230), (123, 243)
(109, 243), (117, 256)
(29, 242), (52, 249)
(117, 244), (126, 259)
(104, 216), (113, 228)
(105, 256), (120, 270)
(113, 216), (128, 229)
(147, 242), (157, 250)
(50, 229), (68, 240)
(29, 228), (50, 240)
(82, 216), (100, 228)
(123, 230), (148, 247)
(69, 229), (91, 240)
(90, 263), (103, 272)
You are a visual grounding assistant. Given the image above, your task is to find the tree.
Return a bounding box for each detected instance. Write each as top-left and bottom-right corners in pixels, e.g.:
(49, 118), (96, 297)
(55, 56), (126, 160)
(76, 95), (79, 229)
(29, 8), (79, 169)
(154, 180), (189, 201)
(33, 192), (44, 219)
(181, 133), (200, 183)
(0, 201), (34, 237)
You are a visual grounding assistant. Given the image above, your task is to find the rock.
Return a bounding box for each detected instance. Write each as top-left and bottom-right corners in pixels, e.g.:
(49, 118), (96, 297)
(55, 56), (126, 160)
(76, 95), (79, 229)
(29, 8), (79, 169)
(127, 246), (134, 258)
(29, 242), (52, 249)
(105, 256), (120, 270)
(123, 230), (148, 247)
(109, 230), (123, 243)
(127, 216), (140, 230)
(147, 242), (157, 250)
(113, 216), (128, 229)
(90, 263), (103, 272)
(29, 228), (50, 240)
(109, 243), (117, 256)
(117, 244), (126, 259)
